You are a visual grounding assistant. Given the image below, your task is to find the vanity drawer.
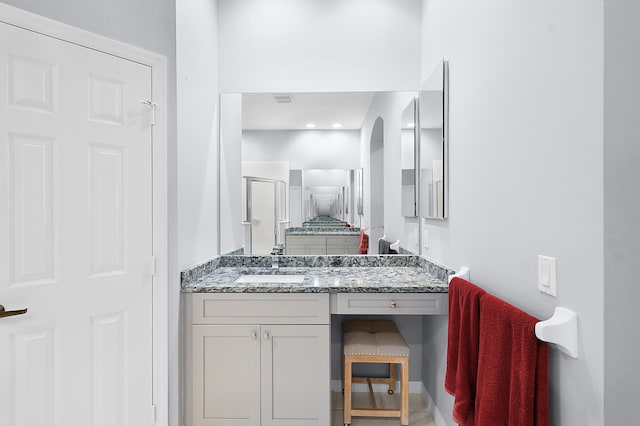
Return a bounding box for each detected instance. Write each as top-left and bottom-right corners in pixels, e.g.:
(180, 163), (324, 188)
(332, 292), (447, 315)
(189, 293), (330, 324)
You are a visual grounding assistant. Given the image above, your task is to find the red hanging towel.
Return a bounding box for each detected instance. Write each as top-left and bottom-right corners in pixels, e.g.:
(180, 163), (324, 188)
(475, 293), (549, 426)
(445, 277), (486, 426)
(359, 230), (369, 254)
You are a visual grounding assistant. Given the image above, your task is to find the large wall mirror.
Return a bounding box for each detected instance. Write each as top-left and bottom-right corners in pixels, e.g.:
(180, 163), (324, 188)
(420, 60), (449, 220)
(219, 91), (417, 255)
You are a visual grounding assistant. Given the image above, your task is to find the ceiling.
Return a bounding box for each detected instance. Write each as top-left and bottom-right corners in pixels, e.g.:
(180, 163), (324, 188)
(241, 92), (375, 130)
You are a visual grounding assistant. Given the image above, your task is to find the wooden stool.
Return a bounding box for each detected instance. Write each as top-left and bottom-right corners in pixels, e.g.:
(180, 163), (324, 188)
(342, 320), (409, 425)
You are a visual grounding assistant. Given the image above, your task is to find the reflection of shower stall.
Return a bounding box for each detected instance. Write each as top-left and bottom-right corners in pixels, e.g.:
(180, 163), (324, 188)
(421, 159), (444, 218)
(242, 176), (288, 255)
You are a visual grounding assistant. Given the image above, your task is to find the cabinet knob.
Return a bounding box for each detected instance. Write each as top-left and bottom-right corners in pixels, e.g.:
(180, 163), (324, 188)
(251, 331), (257, 340)
(263, 332), (270, 340)
(390, 301), (397, 308)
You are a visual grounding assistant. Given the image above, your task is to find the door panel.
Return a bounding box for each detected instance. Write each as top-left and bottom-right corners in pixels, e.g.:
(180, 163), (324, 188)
(91, 311), (126, 426)
(11, 328), (54, 426)
(89, 144), (125, 276)
(251, 180), (275, 255)
(8, 133), (55, 285)
(0, 22), (153, 426)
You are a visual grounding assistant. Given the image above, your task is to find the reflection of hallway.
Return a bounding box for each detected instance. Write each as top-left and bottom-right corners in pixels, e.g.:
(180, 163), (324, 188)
(284, 216), (361, 255)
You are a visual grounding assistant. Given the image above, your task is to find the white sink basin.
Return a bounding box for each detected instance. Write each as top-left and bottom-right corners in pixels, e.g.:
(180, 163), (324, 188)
(234, 274), (306, 284)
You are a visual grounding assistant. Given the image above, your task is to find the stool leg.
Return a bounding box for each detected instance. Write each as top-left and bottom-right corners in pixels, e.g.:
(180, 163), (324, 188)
(342, 354), (345, 394)
(401, 357), (409, 426)
(388, 363), (397, 395)
(344, 356), (352, 425)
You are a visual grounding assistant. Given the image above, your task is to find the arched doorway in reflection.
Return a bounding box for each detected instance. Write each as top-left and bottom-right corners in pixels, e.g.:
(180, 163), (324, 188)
(369, 116), (384, 253)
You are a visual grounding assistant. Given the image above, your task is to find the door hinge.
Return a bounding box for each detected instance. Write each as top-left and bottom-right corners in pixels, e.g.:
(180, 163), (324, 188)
(149, 256), (156, 276)
(150, 404), (157, 425)
(140, 100), (158, 126)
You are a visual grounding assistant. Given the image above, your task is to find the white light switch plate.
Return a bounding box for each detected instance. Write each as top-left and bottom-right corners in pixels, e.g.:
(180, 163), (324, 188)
(538, 255), (557, 297)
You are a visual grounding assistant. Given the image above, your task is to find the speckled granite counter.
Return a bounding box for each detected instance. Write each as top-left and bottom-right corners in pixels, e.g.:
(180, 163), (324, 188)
(181, 255), (452, 294)
(285, 226), (360, 236)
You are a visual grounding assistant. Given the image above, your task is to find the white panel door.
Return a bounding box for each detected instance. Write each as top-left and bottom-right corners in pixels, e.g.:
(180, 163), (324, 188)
(0, 23), (153, 426)
(251, 180), (275, 255)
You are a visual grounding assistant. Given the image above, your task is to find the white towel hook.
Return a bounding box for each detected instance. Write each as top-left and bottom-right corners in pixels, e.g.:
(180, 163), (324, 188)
(448, 266), (470, 283)
(534, 307), (578, 358)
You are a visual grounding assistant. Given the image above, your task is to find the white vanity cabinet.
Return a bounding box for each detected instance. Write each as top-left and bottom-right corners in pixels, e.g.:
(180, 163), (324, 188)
(184, 293), (331, 426)
(285, 235), (327, 255)
(324, 236), (360, 255)
(285, 234), (360, 254)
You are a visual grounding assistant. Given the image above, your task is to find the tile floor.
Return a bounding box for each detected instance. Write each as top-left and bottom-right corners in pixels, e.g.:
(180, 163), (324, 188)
(331, 391), (437, 426)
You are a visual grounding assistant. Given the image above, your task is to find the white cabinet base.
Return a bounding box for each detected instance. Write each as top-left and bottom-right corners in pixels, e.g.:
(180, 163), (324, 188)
(185, 294), (330, 426)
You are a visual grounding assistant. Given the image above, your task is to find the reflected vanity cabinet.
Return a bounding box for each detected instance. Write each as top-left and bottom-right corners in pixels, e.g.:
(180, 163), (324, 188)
(184, 293), (331, 426)
(285, 234), (360, 255)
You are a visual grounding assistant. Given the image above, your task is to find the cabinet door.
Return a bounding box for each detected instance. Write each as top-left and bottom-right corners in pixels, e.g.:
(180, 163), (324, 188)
(192, 325), (261, 426)
(284, 244), (307, 254)
(303, 243), (327, 255)
(260, 325), (330, 426)
(326, 244), (359, 254)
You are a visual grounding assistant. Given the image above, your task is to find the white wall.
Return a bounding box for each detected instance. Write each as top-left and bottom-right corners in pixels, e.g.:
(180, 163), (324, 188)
(216, 0), (421, 93)
(360, 92), (421, 254)
(176, 1), (218, 426)
(177, 0), (219, 271)
(0, 0), (175, 57)
(243, 161), (290, 183)
(603, 0), (640, 423)
(243, 130), (360, 169)
(220, 94), (243, 254)
(419, 0), (605, 425)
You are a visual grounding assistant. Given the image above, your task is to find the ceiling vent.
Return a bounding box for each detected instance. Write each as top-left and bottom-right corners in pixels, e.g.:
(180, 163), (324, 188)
(273, 94), (293, 103)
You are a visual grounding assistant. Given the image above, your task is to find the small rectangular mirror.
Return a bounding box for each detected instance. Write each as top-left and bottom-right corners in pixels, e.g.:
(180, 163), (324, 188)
(400, 97), (417, 217)
(420, 60), (449, 219)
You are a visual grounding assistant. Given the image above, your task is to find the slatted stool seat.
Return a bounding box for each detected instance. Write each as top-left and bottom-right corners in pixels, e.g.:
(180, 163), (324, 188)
(342, 320), (409, 425)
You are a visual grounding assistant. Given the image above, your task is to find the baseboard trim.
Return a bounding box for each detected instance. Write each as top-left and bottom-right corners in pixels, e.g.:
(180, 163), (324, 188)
(421, 382), (448, 426)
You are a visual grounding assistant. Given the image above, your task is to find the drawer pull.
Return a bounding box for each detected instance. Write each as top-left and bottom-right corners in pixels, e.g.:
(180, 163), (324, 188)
(390, 301), (397, 308)
(251, 331), (257, 340)
(263, 332), (270, 340)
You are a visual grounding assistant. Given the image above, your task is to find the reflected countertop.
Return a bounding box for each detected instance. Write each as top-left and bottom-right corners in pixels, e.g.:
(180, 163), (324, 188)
(285, 227), (361, 236)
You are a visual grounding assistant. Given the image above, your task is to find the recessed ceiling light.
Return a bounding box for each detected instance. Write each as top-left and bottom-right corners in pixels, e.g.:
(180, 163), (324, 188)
(305, 123), (316, 128)
(332, 123), (342, 128)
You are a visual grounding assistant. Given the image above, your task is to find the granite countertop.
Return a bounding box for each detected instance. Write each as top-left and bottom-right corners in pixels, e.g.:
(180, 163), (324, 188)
(181, 255), (452, 294)
(285, 226), (361, 236)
